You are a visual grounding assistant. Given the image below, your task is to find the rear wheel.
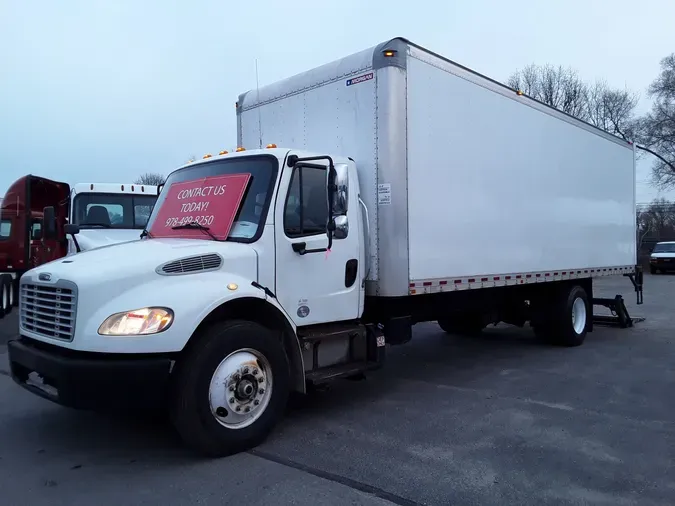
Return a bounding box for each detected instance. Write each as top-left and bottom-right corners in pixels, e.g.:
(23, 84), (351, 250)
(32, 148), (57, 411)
(170, 320), (290, 457)
(533, 284), (589, 347)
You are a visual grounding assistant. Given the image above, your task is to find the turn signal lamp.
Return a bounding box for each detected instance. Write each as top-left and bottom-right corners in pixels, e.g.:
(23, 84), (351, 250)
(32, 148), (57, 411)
(516, 90), (524, 96)
(266, 143), (277, 149)
(236, 147), (246, 152)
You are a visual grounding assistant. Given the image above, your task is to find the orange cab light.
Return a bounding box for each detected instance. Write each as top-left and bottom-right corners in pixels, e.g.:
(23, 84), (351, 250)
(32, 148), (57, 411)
(266, 143), (277, 149)
(203, 153), (213, 159)
(383, 50), (396, 57)
(236, 147), (246, 152)
(219, 150), (229, 155)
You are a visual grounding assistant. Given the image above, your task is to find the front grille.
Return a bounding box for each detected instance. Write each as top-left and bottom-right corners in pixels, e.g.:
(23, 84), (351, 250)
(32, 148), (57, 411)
(20, 281), (78, 341)
(158, 253), (223, 275)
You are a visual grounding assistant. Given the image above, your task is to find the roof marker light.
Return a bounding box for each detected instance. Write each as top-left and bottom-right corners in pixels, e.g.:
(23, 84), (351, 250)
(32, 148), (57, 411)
(383, 49), (396, 57)
(203, 153), (212, 159)
(516, 90), (524, 96)
(266, 143), (277, 149)
(219, 150), (229, 155)
(236, 147), (246, 152)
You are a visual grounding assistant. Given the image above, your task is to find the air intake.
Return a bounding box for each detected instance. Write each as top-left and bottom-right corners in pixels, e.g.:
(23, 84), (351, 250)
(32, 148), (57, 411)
(158, 253), (223, 275)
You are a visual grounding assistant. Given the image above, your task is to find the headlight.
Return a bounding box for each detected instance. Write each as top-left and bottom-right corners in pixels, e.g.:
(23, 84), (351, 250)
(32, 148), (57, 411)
(98, 307), (173, 336)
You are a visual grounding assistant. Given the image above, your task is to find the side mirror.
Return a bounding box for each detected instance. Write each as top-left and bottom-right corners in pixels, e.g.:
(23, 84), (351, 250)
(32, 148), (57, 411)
(332, 163), (349, 215)
(333, 215), (349, 239)
(64, 224), (80, 236)
(42, 206), (57, 240)
(157, 184), (164, 195)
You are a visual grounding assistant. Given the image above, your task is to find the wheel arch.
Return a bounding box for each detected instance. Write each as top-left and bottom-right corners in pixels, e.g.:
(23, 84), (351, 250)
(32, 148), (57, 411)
(184, 296), (306, 393)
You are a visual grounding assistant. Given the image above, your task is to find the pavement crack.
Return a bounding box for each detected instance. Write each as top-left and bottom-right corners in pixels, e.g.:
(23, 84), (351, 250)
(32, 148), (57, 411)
(249, 449), (425, 506)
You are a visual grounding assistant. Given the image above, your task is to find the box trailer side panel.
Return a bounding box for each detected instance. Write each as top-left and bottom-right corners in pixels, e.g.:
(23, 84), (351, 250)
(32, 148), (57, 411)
(405, 45), (637, 285)
(237, 46), (381, 280)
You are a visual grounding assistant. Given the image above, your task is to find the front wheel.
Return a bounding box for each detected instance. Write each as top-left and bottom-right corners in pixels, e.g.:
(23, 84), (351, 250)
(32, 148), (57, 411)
(170, 320), (290, 457)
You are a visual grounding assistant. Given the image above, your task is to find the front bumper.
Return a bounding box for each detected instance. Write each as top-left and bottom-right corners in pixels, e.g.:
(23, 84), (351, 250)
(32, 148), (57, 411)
(7, 337), (173, 411)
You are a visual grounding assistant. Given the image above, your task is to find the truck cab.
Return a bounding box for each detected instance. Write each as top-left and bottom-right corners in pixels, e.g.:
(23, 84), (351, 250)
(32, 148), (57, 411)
(7, 148), (372, 455)
(0, 175), (159, 316)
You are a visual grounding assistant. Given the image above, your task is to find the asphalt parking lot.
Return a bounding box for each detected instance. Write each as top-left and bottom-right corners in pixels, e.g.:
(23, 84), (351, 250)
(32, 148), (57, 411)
(1, 274), (673, 505)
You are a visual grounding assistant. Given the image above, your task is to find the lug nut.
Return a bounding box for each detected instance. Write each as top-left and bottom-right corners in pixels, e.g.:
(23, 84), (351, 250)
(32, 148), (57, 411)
(243, 367), (249, 374)
(254, 400), (260, 406)
(229, 397), (235, 404)
(252, 369), (258, 375)
(258, 377), (264, 383)
(229, 385), (235, 392)
(235, 406), (241, 412)
(259, 389), (265, 395)
(245, 406), (250, 413)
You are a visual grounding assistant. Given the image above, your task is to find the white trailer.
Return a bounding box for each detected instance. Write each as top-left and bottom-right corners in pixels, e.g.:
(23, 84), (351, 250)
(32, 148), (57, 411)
(7, 38), (642, 457)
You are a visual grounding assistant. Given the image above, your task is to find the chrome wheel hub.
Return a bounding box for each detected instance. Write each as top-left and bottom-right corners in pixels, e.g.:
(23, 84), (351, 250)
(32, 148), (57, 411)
(209, 348), (272, 429)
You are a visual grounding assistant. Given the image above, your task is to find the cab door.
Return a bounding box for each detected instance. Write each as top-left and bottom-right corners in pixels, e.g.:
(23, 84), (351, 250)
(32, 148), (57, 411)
(274, 155), (362, 327)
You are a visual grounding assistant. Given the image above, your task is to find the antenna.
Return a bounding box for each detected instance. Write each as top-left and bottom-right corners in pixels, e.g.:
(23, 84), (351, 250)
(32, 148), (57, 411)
(255, 59), (263, 149)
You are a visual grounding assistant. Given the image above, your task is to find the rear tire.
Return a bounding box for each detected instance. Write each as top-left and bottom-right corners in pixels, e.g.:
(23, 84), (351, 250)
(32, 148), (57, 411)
(533, 284), (589, 347)
(170, 320), (290, 457)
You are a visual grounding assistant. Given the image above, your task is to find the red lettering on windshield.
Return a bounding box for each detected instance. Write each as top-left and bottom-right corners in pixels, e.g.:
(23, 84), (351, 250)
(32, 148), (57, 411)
(149, 173), (251, 240)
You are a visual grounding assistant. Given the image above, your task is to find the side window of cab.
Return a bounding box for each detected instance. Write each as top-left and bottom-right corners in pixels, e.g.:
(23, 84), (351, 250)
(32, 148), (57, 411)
(283, 166), (328, 238)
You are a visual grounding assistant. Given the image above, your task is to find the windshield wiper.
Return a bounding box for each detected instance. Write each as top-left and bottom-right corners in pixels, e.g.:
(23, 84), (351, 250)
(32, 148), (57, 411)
(80, 223), (112, 228)
(171, 222), (219, 241)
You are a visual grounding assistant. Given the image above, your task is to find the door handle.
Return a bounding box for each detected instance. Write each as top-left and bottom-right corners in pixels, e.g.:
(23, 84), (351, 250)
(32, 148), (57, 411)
(291, 242), (307, 255)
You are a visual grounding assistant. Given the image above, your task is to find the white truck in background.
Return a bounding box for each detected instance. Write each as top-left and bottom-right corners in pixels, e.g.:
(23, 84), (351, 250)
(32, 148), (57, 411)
(7, 37), (642, 457)
(0, 176), (159, 318)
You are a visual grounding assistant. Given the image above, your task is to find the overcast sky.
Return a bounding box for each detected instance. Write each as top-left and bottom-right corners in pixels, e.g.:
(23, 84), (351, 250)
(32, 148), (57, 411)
(1, 0), (674, 205)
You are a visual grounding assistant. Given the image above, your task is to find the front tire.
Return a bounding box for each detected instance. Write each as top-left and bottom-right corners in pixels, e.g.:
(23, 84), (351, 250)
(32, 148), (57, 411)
(0, 275), (11, 318)
(170, 320), (290, 457)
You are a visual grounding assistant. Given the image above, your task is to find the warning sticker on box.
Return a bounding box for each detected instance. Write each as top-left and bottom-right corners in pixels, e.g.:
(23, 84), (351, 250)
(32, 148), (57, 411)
(378, 183), (391, 205)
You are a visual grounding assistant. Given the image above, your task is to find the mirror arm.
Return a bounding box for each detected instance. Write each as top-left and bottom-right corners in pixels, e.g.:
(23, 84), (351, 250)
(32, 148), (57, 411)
(70, 234), (81, 253)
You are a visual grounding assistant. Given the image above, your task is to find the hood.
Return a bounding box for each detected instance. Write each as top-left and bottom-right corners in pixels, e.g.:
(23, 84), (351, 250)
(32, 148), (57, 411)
(28, 238), (259, 291)
(70, 228), (145, 253)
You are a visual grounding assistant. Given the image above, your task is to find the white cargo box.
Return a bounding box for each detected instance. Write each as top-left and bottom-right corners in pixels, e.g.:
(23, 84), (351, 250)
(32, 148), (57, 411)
(237, 37), (636, 298)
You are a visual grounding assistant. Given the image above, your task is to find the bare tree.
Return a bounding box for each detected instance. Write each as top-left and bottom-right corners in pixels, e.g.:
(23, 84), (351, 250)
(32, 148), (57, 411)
(507, 64), (588, 119)
(507, 64), (640, 143)
(585, 80), (639, 140)
(134, 172), (166, 186)
(642, 53), (675, 189)
(639, 198), (675, 236)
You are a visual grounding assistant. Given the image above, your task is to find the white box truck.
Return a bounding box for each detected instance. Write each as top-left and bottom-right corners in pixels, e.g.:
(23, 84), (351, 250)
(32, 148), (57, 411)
(7, 38), (642, 457)
(0, 175), (159, 319)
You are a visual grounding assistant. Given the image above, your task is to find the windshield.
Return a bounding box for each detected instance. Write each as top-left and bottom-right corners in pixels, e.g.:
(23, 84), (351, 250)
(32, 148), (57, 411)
(653, 243), (675, 253)
(145, 154), (278, 242)
(72, 193), (158, 229)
